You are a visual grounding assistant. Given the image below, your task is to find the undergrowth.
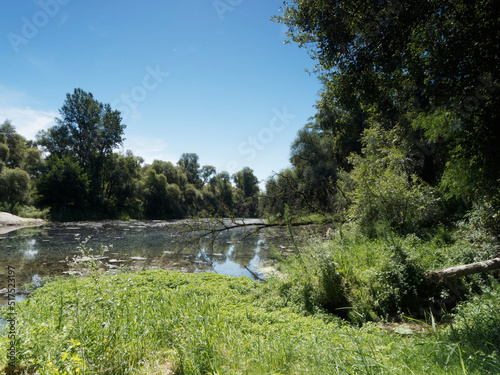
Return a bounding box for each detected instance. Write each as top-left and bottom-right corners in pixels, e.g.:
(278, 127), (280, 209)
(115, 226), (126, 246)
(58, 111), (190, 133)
(1, 268), (499, 374)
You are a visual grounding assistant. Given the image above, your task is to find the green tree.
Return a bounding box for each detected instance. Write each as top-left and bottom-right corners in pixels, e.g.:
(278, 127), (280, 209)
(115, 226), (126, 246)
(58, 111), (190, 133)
(0, 131), (8, 173)
(209, 171), (234, 215)
(37, 89), (125, 202)
(103, 151), (144, 217)
(232, 167), (260, 217)
(36, 156), (90, 219)
(339, 124), (440, 235)
(232, 167), (259, 199)
(0, 167), (31, 205)
(290, 126), (339, 213)
(201, 165), (216, 186)
(141, 168), (182, 219)
(0, 120), (26, 169)
(177, 153), (201, 188)
(276, 0), (500, 201)
(0, 120), (42, 174)
(150, 160), (188, 189)
(260, 168), (304, 217)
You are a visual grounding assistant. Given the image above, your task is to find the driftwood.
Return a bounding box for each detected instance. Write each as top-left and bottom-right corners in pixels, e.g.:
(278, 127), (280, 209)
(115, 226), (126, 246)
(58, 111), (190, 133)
(427, 257), (500, 283)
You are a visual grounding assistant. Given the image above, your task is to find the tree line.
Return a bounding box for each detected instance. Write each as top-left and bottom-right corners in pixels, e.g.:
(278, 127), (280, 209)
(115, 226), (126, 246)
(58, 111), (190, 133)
(259, 0), (500, 237)
(0, 89), (260, 221)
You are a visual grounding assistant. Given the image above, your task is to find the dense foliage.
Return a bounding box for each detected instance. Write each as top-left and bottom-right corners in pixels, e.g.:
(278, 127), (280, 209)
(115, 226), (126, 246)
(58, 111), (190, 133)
(2, 269), (500, 374)
(0, 90), (261, 220)
(261, 0), (500, 233)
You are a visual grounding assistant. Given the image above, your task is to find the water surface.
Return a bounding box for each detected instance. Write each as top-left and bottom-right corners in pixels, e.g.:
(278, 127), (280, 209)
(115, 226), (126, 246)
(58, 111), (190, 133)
(0, 220), (290, 305)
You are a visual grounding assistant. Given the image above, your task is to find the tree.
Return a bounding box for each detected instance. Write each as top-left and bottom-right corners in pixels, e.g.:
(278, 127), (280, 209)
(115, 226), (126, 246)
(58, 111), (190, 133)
(37, 156), (90, 219)
(290, 126), (339, 213)
(209, 172), (234, 215)
(0, 131), (8, 173)
(0, 121), (42, 207)
(232, 167), (260, 217)
(103, 151), (144, 217)
(201, 165), (216, 186)
(0, 167), (31, 205)
(150, 160), (187, 188)
(260, 168), (304, 217)
(140, 168), (182, 219)
(177, 153), (201, 188)
(232, 167), (259, 199)
(276, 0), (500, 202)
(0, 120), (41, 174)
(339, 123), (440, 235)
(37, 89), (126, 200)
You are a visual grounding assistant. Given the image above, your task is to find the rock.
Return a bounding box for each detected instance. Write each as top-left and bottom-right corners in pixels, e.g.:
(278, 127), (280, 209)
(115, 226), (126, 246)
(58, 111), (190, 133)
(109, 259), (127, 263)
(130, 257), (147, 261)
(0, 212), (46, 227)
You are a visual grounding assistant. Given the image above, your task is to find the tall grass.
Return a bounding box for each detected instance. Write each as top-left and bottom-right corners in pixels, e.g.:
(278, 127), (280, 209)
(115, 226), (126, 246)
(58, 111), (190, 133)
(1, 268), (499, 374)
(269, 223), (500, 323)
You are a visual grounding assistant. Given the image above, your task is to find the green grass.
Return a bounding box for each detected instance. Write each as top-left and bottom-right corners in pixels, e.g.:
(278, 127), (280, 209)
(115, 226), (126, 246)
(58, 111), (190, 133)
(2, 268), (499, 374)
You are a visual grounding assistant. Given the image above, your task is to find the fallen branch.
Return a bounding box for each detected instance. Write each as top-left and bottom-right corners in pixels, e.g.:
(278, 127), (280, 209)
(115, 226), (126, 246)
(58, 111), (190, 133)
(244, 266), (266, 282)
(427, 257), (500, 283)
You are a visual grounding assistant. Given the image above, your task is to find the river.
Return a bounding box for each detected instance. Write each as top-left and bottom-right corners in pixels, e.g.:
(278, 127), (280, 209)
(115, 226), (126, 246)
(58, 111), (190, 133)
(0, 219), (292, 306)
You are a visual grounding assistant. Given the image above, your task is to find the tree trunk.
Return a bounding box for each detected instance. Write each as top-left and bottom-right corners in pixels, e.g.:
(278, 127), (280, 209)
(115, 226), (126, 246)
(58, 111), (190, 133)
(427, 257), (500, 283)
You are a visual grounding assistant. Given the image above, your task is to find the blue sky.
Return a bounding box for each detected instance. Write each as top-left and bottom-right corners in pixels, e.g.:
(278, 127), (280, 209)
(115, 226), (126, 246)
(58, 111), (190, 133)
(1, 0), (321, 186)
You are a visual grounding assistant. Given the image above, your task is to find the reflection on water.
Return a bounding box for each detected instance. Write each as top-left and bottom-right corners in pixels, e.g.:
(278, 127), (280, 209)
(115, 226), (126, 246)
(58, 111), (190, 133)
(0, 220), (289, 305)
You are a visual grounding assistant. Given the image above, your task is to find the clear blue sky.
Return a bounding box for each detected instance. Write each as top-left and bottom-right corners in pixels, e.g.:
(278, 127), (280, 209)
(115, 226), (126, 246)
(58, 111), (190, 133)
(1, 0), (321, 186)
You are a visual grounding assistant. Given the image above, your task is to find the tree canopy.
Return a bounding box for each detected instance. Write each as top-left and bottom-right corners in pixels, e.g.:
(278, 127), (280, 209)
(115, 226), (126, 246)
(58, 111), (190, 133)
(275, 0), (500, 203)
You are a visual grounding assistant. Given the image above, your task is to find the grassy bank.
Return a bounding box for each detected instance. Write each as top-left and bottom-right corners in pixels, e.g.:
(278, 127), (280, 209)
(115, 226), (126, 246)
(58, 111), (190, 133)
(1, 262), (499, 374)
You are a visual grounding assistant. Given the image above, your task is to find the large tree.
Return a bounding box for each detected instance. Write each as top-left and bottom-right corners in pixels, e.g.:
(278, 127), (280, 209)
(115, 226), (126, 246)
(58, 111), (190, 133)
(232, 167), (259, 199)
(276, 0), (500, 201)
(177, 153), (201, 188)
(37, 89), (126, 205)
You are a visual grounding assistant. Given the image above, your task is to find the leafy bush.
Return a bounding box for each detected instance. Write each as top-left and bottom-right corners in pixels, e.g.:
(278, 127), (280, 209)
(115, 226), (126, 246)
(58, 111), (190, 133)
(372, 245), (431, 318)
(450, 279), (500, 355)
(340, 124), (442, 236)
(0, 167), (32, 205)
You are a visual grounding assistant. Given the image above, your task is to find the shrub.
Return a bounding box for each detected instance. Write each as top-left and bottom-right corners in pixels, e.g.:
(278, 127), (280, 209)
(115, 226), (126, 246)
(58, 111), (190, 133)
(0, 167), (32, 205)
(372, 245), (430, 318)
(340, 124), (442, 236)
(449, 279), (500, 355)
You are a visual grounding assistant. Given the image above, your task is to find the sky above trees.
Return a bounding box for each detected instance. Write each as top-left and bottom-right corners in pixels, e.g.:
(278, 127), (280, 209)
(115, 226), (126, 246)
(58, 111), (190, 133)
(0, 0), (321, 186)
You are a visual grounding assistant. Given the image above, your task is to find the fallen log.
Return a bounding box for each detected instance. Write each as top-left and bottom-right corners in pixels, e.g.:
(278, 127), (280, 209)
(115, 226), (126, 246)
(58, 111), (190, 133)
(427, 257), (500, 283)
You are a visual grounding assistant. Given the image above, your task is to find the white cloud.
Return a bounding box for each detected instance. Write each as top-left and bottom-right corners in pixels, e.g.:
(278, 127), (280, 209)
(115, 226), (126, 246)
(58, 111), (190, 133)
(0, 107), (57, 140)
(123, 136), (177, 165)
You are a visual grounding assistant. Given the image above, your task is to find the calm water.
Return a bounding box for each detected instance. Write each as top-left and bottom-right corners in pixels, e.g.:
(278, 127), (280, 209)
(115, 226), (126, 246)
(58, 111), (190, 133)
(0, 220), (290, 305)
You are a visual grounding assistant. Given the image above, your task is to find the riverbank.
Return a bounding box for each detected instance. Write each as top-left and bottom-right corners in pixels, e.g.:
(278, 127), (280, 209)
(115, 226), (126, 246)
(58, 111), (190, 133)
(0, 212), (46, 234)
(2, 269), (498, 374)
(3, 268), (500, 374)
